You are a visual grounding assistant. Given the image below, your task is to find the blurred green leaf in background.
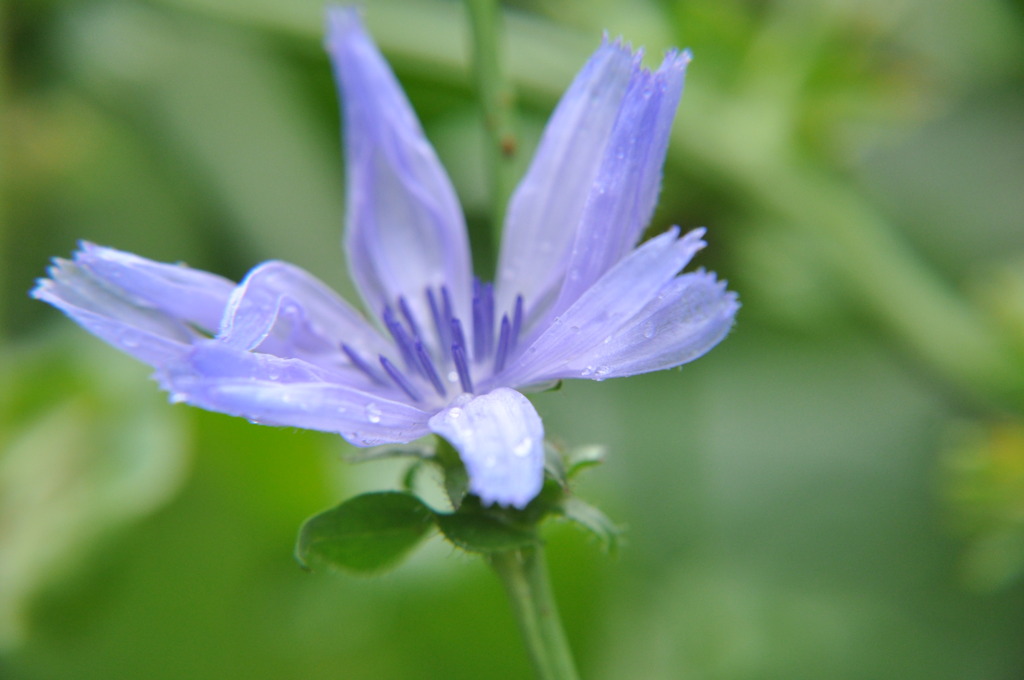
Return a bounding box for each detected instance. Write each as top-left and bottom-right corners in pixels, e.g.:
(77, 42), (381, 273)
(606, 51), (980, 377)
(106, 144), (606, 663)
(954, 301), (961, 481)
(3, 0), (1023, 678)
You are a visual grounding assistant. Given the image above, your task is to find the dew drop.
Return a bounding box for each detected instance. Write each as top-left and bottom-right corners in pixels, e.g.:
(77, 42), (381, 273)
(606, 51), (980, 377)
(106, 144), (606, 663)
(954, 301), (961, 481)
(642, 321), (656, 339)
(121, 333), (139, 348)
(365, 403), (382, 424)
(512, 437), (533, 457)
(447, 370), (459, 384)
(447, 407), (463, 420)
(580, 366), (595, 377)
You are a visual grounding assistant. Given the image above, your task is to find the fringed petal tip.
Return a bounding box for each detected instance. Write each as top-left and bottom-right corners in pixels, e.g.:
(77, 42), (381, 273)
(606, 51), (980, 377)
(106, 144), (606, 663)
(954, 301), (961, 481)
(599, 33), (692, 74)
(663, 48), (692, 71)
(428, 389), (545, 510)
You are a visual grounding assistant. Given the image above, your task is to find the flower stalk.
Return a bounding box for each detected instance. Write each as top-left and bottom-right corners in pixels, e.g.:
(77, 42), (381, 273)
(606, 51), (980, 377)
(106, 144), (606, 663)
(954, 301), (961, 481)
(490, 544), (580, 680)
(465, 0), (518, 266)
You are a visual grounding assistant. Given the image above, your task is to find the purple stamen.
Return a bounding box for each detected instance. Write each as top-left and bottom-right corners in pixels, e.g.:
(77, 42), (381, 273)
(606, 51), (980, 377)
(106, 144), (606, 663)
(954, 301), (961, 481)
(427, 288), (450, 361)
(398, 296), (423, 345)
(341, 343), (387, 384)
(452, 343), (474, 393)
(471, 281), (484, 361)
(441, 286), (455, 332)
(382, 305), (417, 369)
(450, 317), (468, 359)
(493, 315), (512, 375)
(379, 356), (422, 402)
(511, 295), (524, 350)
(471, 280), (495, 362)
(415, 341), (446, 397)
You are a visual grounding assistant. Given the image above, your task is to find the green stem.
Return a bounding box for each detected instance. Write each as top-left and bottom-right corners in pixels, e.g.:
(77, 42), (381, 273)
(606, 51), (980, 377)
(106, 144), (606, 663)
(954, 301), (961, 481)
(490, 545), (580, 680)
(465, 0), (518, 269)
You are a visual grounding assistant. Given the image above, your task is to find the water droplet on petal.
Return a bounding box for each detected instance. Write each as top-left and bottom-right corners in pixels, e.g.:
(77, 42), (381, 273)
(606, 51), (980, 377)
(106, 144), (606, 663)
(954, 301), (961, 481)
(448, 407), (463, 420)
(365, 403), (382, 424)
(121, 333), (139, 348)
(580, 366), (595, 377)
(513, 437), (533, 457)
(642, 321), (656, 339)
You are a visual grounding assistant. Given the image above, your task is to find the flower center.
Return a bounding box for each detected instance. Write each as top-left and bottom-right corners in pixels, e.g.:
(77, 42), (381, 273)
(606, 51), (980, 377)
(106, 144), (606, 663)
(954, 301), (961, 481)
(342, 282), (524, 404)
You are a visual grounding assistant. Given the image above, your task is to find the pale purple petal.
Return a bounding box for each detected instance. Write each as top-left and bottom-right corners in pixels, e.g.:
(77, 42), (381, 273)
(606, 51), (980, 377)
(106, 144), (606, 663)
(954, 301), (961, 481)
(326, 7), (472, 324)
(428, 388), (544, 509)
(553, 50), (690, 312)
(162, 342), (431, 445)
(220, 260), (389, 364)
(31, 245), (234, 366)
(77, 243), (233, 333)
(498, 228), (707, 386)
(561, 270), (738, 379)
(494, 40), (636, 321)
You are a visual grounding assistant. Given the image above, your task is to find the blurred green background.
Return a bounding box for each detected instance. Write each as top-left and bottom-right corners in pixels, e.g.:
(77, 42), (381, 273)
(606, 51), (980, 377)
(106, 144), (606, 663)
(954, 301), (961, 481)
(3, 0), (1024, 678)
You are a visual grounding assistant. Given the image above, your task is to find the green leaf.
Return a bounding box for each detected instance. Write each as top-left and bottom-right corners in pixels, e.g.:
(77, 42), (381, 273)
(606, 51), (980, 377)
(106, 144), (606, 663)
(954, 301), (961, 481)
(295, 492), (435, 575)
(558, 496), (622, 553)
(436, 512), (538, 554)
(565, 445), (607, 478)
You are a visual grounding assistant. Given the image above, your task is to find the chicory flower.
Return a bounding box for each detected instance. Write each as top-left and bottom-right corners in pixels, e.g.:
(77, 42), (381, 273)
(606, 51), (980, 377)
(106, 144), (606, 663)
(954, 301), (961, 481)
(32, 8), (738, 509)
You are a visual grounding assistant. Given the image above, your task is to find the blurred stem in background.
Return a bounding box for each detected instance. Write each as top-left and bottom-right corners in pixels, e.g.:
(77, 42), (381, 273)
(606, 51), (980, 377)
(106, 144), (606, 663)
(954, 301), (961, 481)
(465, 2), (578, 677)
(675, 5), (1024, 413)
(465, 0), (518, 272)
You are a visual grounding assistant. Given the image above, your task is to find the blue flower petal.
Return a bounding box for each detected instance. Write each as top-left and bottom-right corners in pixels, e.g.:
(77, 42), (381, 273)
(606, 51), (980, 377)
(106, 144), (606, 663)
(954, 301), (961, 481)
(500, 228), (707, 386)
(326, 7), (473, 325)
(495, 39), (636, 321)
(554, 50), (690, 312)
(31, 245), (234, 366)
(162, 342), (432, 445)
(428, 388), (545, 509)
(563, 270), (739, 379)
(221, 260), (389, 363)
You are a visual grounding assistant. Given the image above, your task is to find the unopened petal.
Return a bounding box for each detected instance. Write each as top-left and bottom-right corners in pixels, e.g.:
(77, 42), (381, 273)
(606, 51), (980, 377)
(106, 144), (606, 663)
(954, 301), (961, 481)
(495, 39), (636, 321)
(221, 260), (389, 364)
(326, 7), (472, 324)
(428, 389), (544, 509)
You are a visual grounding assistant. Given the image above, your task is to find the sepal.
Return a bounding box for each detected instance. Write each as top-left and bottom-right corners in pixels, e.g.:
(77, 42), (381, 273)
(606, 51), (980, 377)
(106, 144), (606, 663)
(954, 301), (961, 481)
(556, 496), (622, 553)
(436, 505), (539, 554)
